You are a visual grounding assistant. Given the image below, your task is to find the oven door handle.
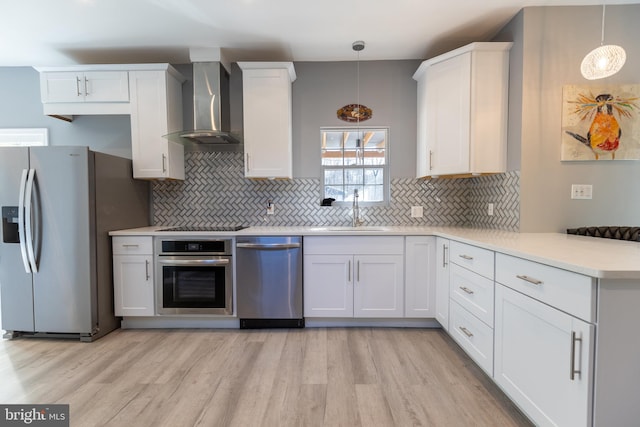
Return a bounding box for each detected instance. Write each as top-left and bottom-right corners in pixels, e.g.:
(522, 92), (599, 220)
(236, 243), (301, 250)
(157, 259), (230, 266)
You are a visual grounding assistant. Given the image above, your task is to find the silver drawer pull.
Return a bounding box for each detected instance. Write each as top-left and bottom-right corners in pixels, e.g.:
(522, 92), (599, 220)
(122, 244), (139, 248)
(459, 286), (474, 295)
(459, 254), (473, 260)
(516, 274), (543, 285)
(459, 326), (474, 338)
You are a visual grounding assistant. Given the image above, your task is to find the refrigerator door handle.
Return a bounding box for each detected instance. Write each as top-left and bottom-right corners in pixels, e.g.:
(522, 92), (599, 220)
(24, 169), (38, 273)
(18, 169), (32, 273)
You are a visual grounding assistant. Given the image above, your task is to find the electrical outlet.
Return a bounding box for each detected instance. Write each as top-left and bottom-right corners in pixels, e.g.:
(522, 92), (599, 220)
(411, 206), (423, 218)
(571, 184), (593, 200)
(487, 203), (494, 216)
(266, 201), (275, 215)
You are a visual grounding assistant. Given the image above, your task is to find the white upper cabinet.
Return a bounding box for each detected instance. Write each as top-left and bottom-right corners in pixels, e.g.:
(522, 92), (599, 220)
(35, 66), (132, 116)
(34, 64), (185, 180)
(238, 62), (296, 179)
(413, 42), (512, 178)
(129, 67), (185, 180)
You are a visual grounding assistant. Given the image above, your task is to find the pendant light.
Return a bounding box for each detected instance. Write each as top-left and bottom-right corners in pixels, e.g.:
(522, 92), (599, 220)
(580, 4), (626, 80)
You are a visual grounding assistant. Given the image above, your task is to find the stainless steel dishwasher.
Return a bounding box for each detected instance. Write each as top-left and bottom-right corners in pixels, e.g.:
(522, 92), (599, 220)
(236, 236), (303, 328)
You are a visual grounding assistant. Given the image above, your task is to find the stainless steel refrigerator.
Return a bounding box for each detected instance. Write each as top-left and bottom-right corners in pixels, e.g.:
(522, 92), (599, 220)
(0, 146), (149, 341)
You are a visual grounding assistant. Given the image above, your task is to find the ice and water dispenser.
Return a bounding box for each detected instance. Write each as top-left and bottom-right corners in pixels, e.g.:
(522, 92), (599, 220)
(2, 206), (19, 243)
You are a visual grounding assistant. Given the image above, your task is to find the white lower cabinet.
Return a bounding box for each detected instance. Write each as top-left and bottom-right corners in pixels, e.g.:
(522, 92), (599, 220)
(495, 283), (594, 427)
(303, 255), (353, 317)
(449, 299), (494, 375)
(404, 236), (436, 318)
(434, 237), (450, 329)
(303, 237), (404, 318)
(112, 236), (155, 316)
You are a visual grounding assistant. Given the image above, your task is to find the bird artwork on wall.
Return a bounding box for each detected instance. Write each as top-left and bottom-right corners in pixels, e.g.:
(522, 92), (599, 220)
(562, 84), (640, 161)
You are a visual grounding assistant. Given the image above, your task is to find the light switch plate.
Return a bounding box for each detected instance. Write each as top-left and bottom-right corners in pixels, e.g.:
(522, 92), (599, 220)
(571, 184), (593, 200)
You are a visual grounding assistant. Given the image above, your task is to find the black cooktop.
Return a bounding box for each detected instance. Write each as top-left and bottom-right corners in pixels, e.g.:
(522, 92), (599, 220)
(159, 225), (248, 232)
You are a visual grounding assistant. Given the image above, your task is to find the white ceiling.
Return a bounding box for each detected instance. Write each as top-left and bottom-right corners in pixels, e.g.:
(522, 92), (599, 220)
(1, 0), (637, 66)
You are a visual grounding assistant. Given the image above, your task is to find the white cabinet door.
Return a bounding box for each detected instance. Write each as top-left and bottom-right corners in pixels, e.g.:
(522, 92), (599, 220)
(303, 255), (353, 317)
(414, 42), (510, 178)
(113, 254), (154, 316)
(435, 237), (450, 330)
(40, 71), (129, 103)
(404, 236), (436, 318)
(129, 69), (184, 180)
(495, 284), (594, 427)
(425, 53), (471, 176)
(354, 255), (404, 318)
(240, 63), (295, 179)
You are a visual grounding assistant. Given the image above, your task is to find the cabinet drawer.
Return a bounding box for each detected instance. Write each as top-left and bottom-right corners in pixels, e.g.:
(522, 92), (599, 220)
(449, 241), (494, 279)
(112, 236), (153, 255)
(449, 300), (494, 376)
(450, 263), (494, 327)
(495, 253), (596, 323)
(304, 236), (404, 255)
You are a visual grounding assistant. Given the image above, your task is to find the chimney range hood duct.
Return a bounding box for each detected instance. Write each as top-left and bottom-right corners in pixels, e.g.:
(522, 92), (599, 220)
(165, 61), (241, 146)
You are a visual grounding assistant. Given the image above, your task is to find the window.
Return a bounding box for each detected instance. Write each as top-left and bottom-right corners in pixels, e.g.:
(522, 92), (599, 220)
(321, 127), (389, 205)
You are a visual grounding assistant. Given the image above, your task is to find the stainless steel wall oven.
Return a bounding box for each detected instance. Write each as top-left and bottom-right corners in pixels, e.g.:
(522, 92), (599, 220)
(155, 238), (233, 315)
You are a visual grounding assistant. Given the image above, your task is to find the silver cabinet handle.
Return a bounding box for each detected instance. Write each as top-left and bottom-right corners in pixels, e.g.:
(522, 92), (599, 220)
(84, 77), (89, 95)
(459, 286), (474, 295)
(76, 76), (82, 96)
(236, 243), (301, 250)
(459, 254), (473, 260)
(145, 260), (150, 281)
(459, 326), (473, 338)
(570, 331), (582, 380)
(348, 260), (351, 282)
(357, 260), (360, 282)
(158, 258), (229, 266)
(516, 274), (543, 285)
(429, 150), (433, 171)
(122, 244), (139, 248)
(246, 153), (250, 172)
(162, 154), (167, 173)
(442, 244), (448, 267)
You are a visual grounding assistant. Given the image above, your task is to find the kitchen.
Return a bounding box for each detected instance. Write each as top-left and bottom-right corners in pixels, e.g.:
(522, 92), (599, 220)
(1, 2), (640, 426)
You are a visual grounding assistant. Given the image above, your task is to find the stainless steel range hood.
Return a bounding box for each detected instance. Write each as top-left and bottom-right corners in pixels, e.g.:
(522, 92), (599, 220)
(165, 61), (241, 146)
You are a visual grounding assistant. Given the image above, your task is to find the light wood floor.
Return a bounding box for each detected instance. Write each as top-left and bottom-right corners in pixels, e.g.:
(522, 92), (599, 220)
(0, 328), (532, 427)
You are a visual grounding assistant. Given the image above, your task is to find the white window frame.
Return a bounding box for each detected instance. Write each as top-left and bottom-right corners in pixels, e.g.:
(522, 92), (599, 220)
(320, 126), (390, 207)
(0, 128), (48, 147)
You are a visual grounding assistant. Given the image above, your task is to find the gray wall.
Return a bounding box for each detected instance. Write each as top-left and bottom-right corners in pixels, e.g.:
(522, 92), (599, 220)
(495, 5), (640, 232)
(291, 60), (420, 178)
(0, 67), (132, 158)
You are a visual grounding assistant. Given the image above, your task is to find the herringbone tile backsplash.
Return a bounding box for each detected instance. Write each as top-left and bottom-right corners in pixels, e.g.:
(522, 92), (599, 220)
(153, 152), (520, 231)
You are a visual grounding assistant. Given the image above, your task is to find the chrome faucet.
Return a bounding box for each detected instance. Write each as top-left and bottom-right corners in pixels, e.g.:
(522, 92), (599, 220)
(352, 189), (364, 227)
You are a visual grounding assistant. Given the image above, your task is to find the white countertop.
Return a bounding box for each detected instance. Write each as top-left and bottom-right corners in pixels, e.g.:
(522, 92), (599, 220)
(109, 226), (640, 280)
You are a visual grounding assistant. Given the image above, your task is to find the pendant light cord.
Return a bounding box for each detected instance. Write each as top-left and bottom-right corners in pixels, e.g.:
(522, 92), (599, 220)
(600, 4), (606, 46)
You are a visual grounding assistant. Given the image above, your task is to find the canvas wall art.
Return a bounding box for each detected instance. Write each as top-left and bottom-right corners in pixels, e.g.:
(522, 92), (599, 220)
(561, 84), (640, 161)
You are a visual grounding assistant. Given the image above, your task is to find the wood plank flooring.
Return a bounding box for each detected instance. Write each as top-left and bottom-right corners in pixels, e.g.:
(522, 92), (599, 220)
(0, 328), (532, 427)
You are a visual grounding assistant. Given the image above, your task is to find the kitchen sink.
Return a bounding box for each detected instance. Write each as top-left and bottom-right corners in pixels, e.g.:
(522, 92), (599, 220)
(310, 226), (389, 232)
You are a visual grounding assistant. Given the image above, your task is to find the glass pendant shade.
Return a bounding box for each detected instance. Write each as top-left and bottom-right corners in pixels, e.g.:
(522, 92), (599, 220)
(581, 44), (626, 80)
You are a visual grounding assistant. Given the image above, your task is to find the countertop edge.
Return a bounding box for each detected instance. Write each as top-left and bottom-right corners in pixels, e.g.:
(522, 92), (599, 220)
(109, 226), (640, 280)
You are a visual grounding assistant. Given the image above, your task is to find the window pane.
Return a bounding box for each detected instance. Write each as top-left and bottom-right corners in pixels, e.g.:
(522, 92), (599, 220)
(364, 168), (383, 185)
(362, 185), (384, 202)
(324, 169), (343, 185)
(345, 168), (364, 185)
(322, 149), (343, 166)
(325, 185), (346, 201)
(345, 185), (364, 201)
(323, 132), (343, 149)
(362, 149), (385, 165)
